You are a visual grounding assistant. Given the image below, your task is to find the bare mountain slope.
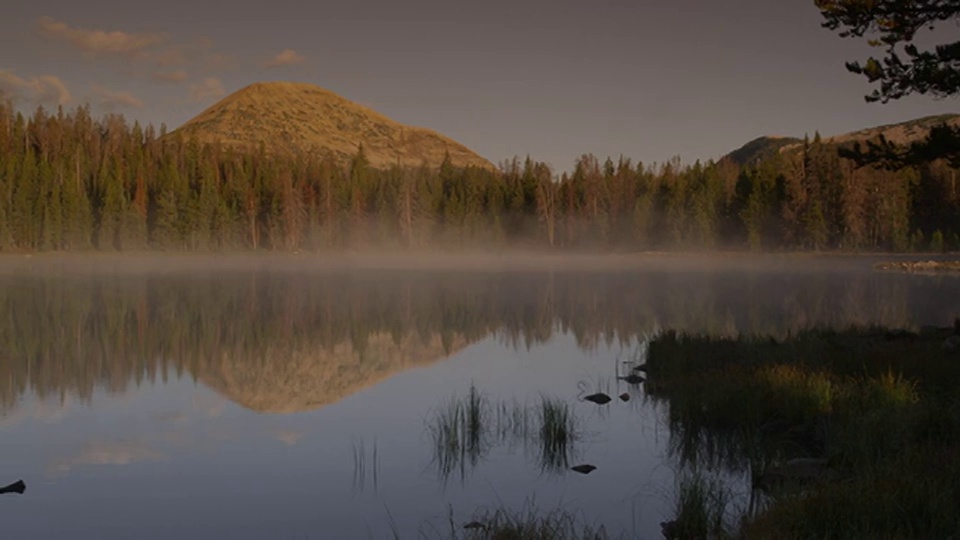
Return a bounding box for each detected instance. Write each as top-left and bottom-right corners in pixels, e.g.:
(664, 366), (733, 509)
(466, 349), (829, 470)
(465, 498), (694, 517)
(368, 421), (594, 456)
(173, 81), (493, 169)
(725, 114), (960, 163)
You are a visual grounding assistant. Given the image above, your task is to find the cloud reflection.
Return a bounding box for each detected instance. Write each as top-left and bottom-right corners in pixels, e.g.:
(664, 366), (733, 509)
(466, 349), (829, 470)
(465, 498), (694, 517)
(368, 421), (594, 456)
(48, 440), (166, 477)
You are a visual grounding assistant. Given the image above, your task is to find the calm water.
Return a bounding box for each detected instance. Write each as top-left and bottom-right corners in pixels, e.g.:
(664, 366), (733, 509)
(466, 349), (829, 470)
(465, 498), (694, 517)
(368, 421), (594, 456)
(0, 255), (957, 539)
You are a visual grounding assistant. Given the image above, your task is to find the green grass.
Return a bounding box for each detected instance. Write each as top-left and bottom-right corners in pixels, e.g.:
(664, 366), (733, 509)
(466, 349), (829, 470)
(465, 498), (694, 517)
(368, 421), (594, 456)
(646, 325), (960, 538)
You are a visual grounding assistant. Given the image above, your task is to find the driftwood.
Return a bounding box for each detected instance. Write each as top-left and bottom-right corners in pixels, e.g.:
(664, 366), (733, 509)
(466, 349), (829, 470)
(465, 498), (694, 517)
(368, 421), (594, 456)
(0, 480), (25, 495)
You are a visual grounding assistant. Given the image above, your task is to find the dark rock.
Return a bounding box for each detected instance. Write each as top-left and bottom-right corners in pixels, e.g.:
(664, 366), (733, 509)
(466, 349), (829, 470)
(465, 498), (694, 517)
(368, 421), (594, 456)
(571, 464), (597, 475)
(583, 392), (612, 405)
(0, 480), (25, 495)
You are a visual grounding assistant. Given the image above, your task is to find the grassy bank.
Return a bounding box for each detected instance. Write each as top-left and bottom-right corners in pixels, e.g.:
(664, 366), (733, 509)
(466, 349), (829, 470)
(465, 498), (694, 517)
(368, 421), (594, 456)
(646, 323), (960, 538)
(875, 259), (960, 274)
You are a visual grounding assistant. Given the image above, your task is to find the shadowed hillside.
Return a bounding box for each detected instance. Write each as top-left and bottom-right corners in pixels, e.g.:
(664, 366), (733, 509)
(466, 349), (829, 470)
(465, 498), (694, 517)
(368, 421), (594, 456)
(171, 81), (493, 169)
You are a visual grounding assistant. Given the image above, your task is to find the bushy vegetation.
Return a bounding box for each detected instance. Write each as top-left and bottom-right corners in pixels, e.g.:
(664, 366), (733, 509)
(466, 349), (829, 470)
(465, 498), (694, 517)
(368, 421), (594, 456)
(646, 326), (960, 538)
(0, 101), (958, 252)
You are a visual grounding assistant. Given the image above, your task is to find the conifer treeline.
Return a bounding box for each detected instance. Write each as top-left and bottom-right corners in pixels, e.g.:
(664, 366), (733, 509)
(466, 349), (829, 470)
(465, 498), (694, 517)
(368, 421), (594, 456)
(1, 102), (957, 252)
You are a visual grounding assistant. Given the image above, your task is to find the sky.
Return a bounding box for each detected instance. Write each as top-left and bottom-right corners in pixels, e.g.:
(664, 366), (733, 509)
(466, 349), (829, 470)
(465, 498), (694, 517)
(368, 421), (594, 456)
(1, 0), (957, 171)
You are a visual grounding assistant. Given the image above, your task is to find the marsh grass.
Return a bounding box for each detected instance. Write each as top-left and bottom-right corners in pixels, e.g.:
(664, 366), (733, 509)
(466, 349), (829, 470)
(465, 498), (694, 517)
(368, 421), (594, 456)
(666, 472), (732, 540)
(430, 385), (491, 483)
(647, 325), (960, 538)
(428, 386), (581, 482)
(535, 396), (579, 474)
(453, 502), (611, 540)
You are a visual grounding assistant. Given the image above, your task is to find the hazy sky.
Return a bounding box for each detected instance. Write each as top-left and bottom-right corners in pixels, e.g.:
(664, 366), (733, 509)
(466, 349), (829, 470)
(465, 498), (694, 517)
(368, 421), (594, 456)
(1, 1), (957, 170)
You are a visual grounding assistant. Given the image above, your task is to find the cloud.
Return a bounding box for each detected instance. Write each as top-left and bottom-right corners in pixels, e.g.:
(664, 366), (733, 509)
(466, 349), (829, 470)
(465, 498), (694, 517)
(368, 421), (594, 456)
(38, 16), (165, 56)
(47, 440), (166, 477)
(37, 17), (233, 78)
(266, 49), (306, 68)
(190, 77), (226, 103)
(91, 84), (144, 109)
(153, 69), (188, 83)
(0, 69), (72, 106)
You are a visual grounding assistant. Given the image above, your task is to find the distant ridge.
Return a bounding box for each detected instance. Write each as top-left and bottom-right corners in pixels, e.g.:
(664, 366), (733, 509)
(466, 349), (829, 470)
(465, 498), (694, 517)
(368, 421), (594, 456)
(172, 81), (493, 170)
(724, 114), (960, 165)
(724, 136), (802, 166)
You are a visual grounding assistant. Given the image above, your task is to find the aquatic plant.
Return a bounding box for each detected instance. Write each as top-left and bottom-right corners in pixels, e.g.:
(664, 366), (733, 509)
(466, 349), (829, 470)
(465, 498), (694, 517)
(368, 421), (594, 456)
(454, 502), (611, 540)
(427, 386), (582, 483)
(429, 385), (492, 483)
(536, 396), (579, 474)
(662, 472), (731, 540)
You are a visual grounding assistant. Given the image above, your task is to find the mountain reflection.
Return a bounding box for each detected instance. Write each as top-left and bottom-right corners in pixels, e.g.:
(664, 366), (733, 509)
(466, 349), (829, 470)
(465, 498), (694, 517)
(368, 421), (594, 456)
(0, 266), (955, 414)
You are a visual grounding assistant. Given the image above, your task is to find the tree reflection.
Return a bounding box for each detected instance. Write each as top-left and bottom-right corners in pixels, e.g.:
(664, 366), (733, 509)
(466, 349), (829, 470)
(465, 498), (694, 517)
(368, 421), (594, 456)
(0, 268), (954, 413)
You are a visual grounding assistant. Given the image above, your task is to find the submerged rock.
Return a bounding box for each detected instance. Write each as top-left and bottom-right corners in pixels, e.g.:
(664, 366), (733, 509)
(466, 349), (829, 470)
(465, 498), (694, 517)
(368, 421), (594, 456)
(619, 392), (630, 402)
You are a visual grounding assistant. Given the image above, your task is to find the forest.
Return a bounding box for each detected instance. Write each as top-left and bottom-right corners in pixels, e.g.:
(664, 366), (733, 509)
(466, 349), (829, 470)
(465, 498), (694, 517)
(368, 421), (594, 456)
(0, 101), (958, 252)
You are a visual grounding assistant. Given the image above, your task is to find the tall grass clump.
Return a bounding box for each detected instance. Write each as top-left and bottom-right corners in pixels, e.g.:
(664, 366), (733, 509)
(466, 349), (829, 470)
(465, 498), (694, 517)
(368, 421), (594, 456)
(664, 472), (732, 540)
(427, 386), (583, 482)
(455, 503), (610, 540)
(536, 396), (579, 474)
(429, 384), (491, 483)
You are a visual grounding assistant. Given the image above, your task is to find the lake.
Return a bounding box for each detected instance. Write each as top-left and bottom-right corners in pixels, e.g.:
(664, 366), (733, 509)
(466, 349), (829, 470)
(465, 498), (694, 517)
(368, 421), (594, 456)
(0, 254), (957, 539)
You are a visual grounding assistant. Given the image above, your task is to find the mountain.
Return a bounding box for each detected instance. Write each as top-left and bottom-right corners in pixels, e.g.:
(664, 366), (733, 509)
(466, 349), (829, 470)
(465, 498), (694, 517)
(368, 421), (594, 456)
(724, 136), (803, 166)
(198, 331), (473, 414)
(172, 81), (493, 170)
(724, 114), (960, 164)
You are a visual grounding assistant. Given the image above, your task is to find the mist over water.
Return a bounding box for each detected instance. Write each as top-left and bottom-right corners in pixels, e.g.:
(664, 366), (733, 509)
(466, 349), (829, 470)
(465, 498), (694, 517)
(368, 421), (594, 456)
(0, 254), (957, 538)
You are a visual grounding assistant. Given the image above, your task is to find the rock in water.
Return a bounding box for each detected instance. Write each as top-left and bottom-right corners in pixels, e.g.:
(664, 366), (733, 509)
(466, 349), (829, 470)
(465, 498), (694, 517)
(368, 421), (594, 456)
(583, 392), (612, 405)
(0, 480), (25, 495)
(571, 464), (597, 475)
(619, 392), (630, 402)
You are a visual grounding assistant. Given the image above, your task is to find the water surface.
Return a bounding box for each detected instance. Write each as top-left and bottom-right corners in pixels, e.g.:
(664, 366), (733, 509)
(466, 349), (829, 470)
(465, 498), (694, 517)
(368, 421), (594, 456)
(0, 255), (957, 538)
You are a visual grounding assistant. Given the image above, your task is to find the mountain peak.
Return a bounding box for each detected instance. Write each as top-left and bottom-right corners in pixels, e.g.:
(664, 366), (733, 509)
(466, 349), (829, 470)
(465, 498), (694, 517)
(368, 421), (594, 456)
(173, 81), (493, 169)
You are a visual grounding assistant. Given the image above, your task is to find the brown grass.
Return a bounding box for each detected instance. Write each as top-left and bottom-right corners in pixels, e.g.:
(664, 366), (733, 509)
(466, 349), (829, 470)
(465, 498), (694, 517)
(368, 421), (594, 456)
(171, 81), (494, 170)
